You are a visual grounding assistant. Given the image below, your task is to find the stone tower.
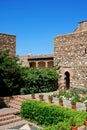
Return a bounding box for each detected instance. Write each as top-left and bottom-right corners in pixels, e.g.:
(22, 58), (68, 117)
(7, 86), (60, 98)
(54, 20), (87, 88)
(0, 33), (16, 56)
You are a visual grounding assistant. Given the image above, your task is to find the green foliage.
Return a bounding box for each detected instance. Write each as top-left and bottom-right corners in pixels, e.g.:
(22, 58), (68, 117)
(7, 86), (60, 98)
(82, 96), (87, 102)
(21, 100), (86, 129)
(0, 50), (58, 96)
(64, 91), (72, 99)
(74, 92), (80, 101)
(59, 96), (63, 102)
(20, 67), (58, 94)
(71, 98), (76, 105)
(70, 86), (87, 94)
(20, 88), (28, 95)
(58, 90), (66, 97)
(31, 92), (35, 96)
(43, 125), (57, 130)
(70, 116), (77, 126)
(39, 94), (44, 98)
(57, 89), (82, 102)
(57, 122), (70, 130)
(84, 113), (87, 120)
(85, 102), (87, 108)
(48, 95), (53, 100)
(44, 122), (70, 130)
(0, 50), (22, 96)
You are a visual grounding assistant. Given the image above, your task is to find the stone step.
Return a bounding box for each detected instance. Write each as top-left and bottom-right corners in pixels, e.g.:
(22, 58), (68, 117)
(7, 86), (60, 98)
(8, 96), (26, 110)
(11, 95), (26, 101)
(9, 98), (24, 105)
(11, 95), (24, 99)
(0, 116), (21, 126)
(0, 120), (28, 130)
(8, 95), (28, 111)
(0, 110), (20, 117)
(0, 114), (16, 121)
(9, 103), (21, 110)
(9, 100), (22, 106)
(13, 97), (25, 102)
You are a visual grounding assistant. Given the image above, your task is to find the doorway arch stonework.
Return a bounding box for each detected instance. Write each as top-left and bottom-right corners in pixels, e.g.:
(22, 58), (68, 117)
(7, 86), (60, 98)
(64, 71), (70, 89)
(59, 68), (73, 89)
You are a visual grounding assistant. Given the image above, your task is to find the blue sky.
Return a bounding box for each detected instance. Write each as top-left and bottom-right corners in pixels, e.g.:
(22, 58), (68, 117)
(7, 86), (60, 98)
(0, 0), (87, 56)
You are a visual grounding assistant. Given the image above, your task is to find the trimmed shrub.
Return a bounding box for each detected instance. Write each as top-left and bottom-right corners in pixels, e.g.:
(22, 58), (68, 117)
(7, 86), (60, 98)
(21, 100), (86, 129)
(43, 122), (70, 130)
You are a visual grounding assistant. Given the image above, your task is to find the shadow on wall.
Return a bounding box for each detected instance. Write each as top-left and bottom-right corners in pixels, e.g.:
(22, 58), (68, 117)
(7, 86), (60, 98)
(0, 96), (8, 108)
(54, 79), (59, 90)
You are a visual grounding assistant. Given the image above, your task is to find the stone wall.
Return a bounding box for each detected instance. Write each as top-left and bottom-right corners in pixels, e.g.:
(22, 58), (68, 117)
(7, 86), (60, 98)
(54, 21), (87, 88)
(19, 56), (29, 66)
(0, 33), (16, 56)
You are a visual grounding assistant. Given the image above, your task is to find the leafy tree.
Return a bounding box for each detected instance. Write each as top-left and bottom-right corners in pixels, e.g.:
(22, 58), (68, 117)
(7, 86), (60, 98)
(0, 50), (22, 96)
(20, 67), (58, 94)
(0, 50), (60, 96)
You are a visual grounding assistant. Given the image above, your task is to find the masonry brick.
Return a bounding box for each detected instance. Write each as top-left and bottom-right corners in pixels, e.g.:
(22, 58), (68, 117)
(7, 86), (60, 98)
(0, 33), (16, 56)
(54, 21), (87, 88)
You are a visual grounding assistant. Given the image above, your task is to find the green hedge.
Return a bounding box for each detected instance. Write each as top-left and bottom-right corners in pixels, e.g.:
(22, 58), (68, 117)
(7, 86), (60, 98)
(43, 122), (70, 130)
(20, 67), (58, 94)
(21, 100), (86, 129)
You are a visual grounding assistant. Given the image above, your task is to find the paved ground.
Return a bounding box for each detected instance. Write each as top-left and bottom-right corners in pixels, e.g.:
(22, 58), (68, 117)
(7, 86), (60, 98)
(23, 91), (86, 111)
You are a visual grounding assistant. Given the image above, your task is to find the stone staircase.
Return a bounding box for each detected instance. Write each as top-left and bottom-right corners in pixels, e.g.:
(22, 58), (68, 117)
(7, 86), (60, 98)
(0, 113), (21, 126)
(8, 95), (26, 110)
(0, 107), (28, 130)
(0, 95), (28, 130)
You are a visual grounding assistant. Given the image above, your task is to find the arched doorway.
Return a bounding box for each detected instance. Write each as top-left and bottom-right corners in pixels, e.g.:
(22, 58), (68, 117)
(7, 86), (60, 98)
(64, 71), (70, 89)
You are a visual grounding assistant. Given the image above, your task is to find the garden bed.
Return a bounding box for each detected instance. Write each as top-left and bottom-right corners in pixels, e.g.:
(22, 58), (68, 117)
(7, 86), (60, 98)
(21, 100), (86, 130)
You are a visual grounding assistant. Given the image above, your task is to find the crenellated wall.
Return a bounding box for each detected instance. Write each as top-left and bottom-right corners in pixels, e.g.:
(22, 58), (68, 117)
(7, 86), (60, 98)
(54, 21), (87, 88)
(0, 33), (16, 56)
